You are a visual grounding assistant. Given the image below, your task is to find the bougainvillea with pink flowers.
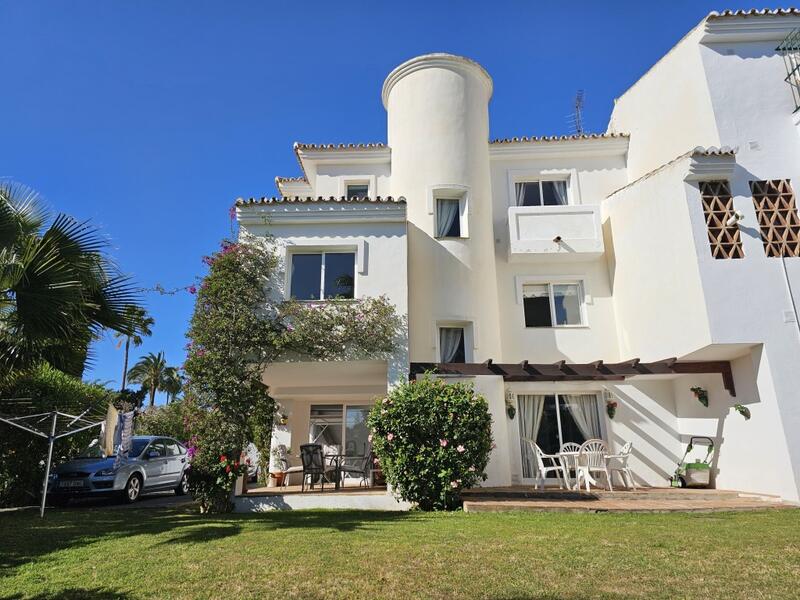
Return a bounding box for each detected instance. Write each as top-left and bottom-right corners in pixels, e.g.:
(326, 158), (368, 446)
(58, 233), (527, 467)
(368, 376), (493, 511)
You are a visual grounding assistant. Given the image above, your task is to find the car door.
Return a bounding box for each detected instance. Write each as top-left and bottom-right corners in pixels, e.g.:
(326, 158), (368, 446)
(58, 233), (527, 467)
(162, 439), (186, 486)
(142, 440), (167, 488)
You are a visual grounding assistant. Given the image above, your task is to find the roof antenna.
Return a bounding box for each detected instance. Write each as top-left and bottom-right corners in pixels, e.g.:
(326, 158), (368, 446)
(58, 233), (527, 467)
(568, 89), (585, 135)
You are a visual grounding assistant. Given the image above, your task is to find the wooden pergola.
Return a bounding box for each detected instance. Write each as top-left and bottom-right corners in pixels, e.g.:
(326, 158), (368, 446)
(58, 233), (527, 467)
(409, 358), (736, 396)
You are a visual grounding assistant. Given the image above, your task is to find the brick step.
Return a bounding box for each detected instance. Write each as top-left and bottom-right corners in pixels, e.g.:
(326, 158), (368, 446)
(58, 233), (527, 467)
(462, 498), (795, 514)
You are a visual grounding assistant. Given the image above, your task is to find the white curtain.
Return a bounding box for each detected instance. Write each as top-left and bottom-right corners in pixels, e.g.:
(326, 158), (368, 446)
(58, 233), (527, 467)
(552, 180), (568, 205)
(517, 395), (546, 478)
(564, 394), (602, 441)
(436, 199), (459, 237)
(439, 327), (463, 363)
(515, 183), (526, 206)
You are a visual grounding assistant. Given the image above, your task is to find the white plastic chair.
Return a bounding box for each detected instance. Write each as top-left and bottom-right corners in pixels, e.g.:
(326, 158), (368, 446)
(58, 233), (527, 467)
(523, 438), (567, 490)
(606, 441), (636, 490)
(559, 442), (582, 489)
(576, 439), (613, 491)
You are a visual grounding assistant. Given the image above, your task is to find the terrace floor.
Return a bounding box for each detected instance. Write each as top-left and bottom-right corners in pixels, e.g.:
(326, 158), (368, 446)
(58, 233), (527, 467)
(461, 486), (798, 513)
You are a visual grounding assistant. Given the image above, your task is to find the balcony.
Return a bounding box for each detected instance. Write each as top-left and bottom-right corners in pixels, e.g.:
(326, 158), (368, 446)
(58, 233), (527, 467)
(507, 204), (604, 262)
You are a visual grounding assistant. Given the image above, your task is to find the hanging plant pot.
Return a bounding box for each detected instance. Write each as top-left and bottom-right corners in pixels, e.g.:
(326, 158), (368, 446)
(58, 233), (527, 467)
(691, 387), (709, 407)
(506, 405), (516, 420)
(734, 404), (751, 420)
(606, 401), (617, 419)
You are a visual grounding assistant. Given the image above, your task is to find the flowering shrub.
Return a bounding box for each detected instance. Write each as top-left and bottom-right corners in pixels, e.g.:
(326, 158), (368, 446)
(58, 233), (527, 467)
(184, 408), (245, 513)
(368, 376), (493, 511)
(280, 295), (402, 360)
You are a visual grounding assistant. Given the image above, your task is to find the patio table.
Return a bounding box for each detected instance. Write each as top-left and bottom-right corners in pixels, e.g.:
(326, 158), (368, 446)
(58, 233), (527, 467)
(556, 451), (597, 489)
(324, 454), (346, 490)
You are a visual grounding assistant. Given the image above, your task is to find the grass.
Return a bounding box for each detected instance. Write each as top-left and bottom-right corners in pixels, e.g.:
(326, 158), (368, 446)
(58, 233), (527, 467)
(0, 506), (799, 600)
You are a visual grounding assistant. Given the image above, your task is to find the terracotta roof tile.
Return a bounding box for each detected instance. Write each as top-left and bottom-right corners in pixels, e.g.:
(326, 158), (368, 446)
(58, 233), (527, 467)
(490, 132), (629, 145)
(708, 8), (800, 18)
(293, 142), (387, 151)
(236, 195), (405, 206)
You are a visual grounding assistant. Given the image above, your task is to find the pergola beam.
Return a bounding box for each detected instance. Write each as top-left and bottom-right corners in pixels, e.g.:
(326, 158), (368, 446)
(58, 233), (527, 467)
(409, 358), (736, 396)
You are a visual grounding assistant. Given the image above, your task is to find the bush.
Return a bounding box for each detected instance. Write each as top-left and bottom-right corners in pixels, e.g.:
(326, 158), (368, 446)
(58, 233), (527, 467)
(185, 408), (246, 513)
(367, 376), (493, 511)
(0, 365), (114, 507)
(135, 398), (204, 443)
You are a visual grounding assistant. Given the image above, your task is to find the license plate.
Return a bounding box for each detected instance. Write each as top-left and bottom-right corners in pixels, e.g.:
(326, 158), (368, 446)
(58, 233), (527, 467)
(59, 480), (85, 488)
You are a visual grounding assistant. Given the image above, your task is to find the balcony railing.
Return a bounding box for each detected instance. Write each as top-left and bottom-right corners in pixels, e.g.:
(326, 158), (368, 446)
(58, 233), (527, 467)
(507, 204), (604, 261)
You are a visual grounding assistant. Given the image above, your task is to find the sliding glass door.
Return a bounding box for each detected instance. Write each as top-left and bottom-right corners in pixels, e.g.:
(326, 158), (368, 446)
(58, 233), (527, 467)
(517, 394), (602, 480)
(309, 404), (372, 478)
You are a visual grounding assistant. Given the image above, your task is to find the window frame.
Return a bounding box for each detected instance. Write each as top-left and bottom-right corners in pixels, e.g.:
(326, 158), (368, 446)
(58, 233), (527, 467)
(434, 197), (463, 238)
(288, 250), (357, 301)
(434, 321), (474, 363)
(427, 184), (470, 239)
(514, 180), (569, 207)
(507, 169), (577, 208)
(520, 281), (587, 328)
(345, 182), (370, 199)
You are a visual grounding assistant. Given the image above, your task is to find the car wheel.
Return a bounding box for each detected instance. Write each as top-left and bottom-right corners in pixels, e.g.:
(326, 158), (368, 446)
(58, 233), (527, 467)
(123, 474), (142, 503)
(175, 472), (189, 496)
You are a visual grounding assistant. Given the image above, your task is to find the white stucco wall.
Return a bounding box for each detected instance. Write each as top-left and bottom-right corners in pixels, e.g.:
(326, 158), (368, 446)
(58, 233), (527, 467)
(385, 55), (503, 363)
(607, 25), (720, 181)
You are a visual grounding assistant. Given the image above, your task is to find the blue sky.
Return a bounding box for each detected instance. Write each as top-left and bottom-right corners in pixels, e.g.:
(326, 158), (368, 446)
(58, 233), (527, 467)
(0, 1), (756, 402)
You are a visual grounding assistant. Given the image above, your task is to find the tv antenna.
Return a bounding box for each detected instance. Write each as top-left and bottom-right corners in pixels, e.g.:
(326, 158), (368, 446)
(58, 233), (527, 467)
(568, 89), (585, 135)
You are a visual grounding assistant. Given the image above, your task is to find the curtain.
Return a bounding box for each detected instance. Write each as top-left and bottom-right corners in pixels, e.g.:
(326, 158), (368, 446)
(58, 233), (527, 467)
(553, 180), (568, 205)
(564, 394), (602, 441)
(436, 199), (459, 237)
(439, 327), (463, 363)
(517, 395), (546, 478)
(515, 183), (525, 206)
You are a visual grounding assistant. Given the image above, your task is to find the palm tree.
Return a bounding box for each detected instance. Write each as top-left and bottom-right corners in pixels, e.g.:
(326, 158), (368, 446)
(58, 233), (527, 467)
(113, 306), (154, 390)
(0, 181), (139, 378)
(127, 351), (168, 408)
(161, 366), (183, 403)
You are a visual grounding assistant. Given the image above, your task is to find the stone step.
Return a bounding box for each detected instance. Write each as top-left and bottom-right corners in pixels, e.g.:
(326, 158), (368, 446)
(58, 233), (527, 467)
(462, 487), (784, 503)
(462, 498), (796, 514)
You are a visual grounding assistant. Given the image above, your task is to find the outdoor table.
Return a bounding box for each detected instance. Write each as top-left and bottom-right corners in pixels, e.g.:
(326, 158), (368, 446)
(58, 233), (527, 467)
(556, 451), (597, 489)
(324, 453), (345, 490)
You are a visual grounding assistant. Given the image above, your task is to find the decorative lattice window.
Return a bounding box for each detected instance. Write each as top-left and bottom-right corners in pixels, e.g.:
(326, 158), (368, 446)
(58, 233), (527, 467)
(700, 181), (744, 259)
(750, 179), (800, 257)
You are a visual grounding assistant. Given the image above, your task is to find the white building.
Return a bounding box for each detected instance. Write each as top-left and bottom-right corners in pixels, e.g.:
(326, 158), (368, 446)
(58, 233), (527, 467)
(236, 9), (800, 503)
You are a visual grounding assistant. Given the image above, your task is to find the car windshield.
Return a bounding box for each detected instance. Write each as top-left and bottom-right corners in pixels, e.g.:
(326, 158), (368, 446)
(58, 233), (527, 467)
(74, 438), (150, 459)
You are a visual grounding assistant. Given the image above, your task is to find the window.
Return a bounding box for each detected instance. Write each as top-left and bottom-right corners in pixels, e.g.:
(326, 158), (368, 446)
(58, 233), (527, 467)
(289, 252), (355, 300)
(700, 181), (744, 259)
(515, 181), (568, 207)
(309, 404), (372, 460)
(164, 440), (182, 456)
(146, 440), (165, 458)
(522, 283), (584, 327)
(517, 394), (602, 479)
(435, 198), (461, 238)
(750, 179), (800, 257)
(346, 183), (369, 199)
(439, 327), (466, 362)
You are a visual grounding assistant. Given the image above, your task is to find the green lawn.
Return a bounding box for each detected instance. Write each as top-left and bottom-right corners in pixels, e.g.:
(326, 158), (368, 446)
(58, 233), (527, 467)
(1, 506), (799, 600)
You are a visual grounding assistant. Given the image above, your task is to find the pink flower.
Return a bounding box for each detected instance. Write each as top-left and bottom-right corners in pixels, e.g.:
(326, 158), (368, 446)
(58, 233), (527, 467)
(187, 285), (197, 294)
(387, 433), (395, 441)
(456, 445), (465, 453)
(450, 480), (459, 488)
(367, 434), (373, 442)
(286, 324), (295, 332)
(468, 466), (476, 472)
(229, 205), (236, 220)
(196, 349), (206, 357)
(374, 457), (380, 464)
(491, 442), (497, 450)
(439, 439), (448, 447)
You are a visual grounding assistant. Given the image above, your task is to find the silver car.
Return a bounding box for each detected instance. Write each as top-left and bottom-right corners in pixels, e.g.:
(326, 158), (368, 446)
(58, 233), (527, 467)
(48, 435), (190, 505)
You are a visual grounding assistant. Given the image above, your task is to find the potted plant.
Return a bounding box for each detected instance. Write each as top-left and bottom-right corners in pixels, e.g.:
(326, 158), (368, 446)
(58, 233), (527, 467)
(268, 446), (289, 487)
(606, 400), (618, 419)
(690, 386), (709, 407)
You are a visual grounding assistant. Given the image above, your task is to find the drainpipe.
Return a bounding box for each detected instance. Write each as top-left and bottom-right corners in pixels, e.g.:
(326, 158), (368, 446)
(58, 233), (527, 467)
(780, 255), (800, 341)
